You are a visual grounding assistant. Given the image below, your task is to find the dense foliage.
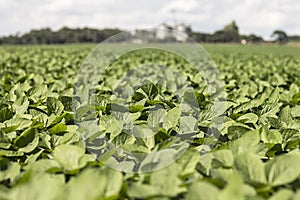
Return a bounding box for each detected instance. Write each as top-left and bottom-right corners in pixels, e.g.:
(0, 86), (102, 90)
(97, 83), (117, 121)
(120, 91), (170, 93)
(0, 21), (268, 44)
(0, 44), (300, 199)
(0, 28), (122, 44)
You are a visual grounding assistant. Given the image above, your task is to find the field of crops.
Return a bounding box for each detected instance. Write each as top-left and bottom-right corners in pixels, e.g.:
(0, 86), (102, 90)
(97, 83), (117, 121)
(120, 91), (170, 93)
(1, 44), (300, 200)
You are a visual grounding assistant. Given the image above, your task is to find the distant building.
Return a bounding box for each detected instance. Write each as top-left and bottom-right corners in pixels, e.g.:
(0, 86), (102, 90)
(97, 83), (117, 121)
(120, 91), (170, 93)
(131, 23), (191, 43)
(156, 23), (173, 40)
(155, 23), (191, 42)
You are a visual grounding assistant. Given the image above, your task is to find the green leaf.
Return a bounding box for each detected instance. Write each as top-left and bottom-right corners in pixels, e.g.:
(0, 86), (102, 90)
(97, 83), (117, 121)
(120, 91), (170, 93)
(268, 87), (280, 103)
(164, 107), (181, 130)
(150, 163), (186, 197)
(18, 136), (39, 153)
(59, 96), (74, 111)
(211, 168), (234, 183)
(212, 149), (234, 168)
(25, 159), (61, 173)
(176, 149), (200, 177)
(53, 144), (87, 172)
(148, 108), (167, 129)
(0, 150), (24, 157)
(292, 92), (300, 104)
(10, 172), (65, 200)
(279, 106), (293, 125)
(234, 153), (267, 185)
(291, 106), (300, 118)
(197, 153), (213, 176)
(234, 99), (263, 113)
(269, 189), (294, 200)
(14, 128), (36, 148)
(281, 129), (300, 150)
(230, 130), (262, 155)
(46, 97), (64, 115)
(0, 160), (20, 182)
(260, 127), (283, 144)
(12, 96), (29, 114)
(265, 151), (300, 186)
(5, 116), (32, 131)
(66, 167), (122, 200)
(0, 107), (13, 123)
(49, 123), (67, 135)
(180, 116), (197, 133)
(139, 149), (180, 172)
(220, 174), (255, 200)
(132, 91), (146, 101)
(227, 125), (252, 140)
(237, 113), (258, 124)
(141, 80), (158, 100)
(185, 182), (220, 200)
(127, 183), (160, 199)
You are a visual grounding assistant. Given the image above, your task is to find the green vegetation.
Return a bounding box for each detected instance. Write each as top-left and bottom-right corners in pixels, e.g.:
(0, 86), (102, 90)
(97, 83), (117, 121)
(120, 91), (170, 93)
(0, 21), (294, 44)
(1, 44), (300, 199)
(272, 30), (289, 44)
(0, 27), (122, 44)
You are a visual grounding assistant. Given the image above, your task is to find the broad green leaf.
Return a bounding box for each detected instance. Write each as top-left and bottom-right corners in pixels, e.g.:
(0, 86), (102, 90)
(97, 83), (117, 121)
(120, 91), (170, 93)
(0, 107), (13, 123)
(127, 183), (160, 199)
(176, 149), (200, 177)
(230, 130), (262, 155)
(18, 136), (39, 153)
(49, 123), (67, 135)
(293, 190), (300, 200)
(14, 128), (36, 148)
(269, 189), (294, 200)
(139, 149), (179, 172)
(0, 150), (24, 157)
(197, 153), (213, 176)
(5, 116), (32, 131)
(148, 108), (167, 129)
(234, 99), (263, 113)
(212, 149), (234, 168)
(25, 159), (61, 173)
(227, 125), (252, 140)
(150, 163), (186, 197)
(0, 160), (20, 183)
(281, 129), (300, 150)
(46, 97), (64, 115)
(180, 116), (197, 133)
(53, 144), (87, 172)
(234, 153), (267, 184)
(279, 106), (293, 125)
(268, 87), (280, 103)
(65, 167), (122, 200)
(260, 127), (282, 144)
(12, 96), (29, 114)
(24, 149), (44, 164)
(221, 174), (255, 200)
(291, 106), (300, 118)
(59, 96), (73, 111)
(185, 181), (220, 200)
(10, 172), (65, 200)
(141, 80), (158, 100)
(164, 107), (181, 130)
(265, 151), (300, 186)
(237, 113), (258, 124)
(211, 168), (234, 183)
(27, 85), (46, 102)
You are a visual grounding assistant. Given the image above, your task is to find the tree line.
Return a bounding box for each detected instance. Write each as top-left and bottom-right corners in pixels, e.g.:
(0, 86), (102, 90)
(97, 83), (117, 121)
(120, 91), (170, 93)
(0, 21), (295, 45)
(0, 27), (122, 44)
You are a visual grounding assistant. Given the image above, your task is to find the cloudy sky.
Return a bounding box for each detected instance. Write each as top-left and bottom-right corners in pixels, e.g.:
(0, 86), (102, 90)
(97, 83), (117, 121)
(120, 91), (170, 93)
(0, 0), (299, 39)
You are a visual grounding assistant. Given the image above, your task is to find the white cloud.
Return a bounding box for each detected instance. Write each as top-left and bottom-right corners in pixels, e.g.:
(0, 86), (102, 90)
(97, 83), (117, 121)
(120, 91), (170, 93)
(0, 0), (299, 38)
